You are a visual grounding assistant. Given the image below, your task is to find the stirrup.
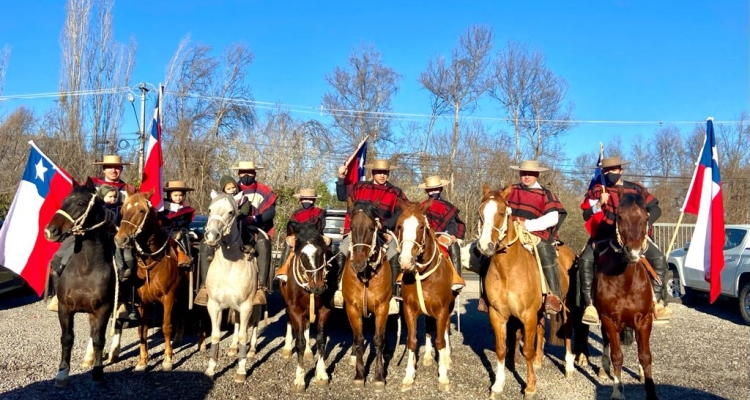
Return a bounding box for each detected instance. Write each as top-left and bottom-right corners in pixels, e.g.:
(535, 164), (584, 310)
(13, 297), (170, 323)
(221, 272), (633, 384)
(388, 298), (399, 315)
(333, 290), (344, 309)
(252, 289), (267, 305)
(47, 296), (59, 312)
(275, 274), (288, 283)
(451, 283), (465, 292)
(582, 305), (600, 326)
(653, 303), (672, 325)
(477, 297), (489, 313)
(194, 287), (209, 307)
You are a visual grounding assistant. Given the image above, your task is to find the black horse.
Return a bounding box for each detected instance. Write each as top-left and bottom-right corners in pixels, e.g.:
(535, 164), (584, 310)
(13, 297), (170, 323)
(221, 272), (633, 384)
(44, 178), (116, 387)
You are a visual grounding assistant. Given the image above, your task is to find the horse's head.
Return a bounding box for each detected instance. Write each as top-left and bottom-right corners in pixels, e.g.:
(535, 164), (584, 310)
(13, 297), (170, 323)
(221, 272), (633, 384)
(204, 191), (238, 247)
(348, 201), (382, 273)
(476, 185), (513, 257)
(615, 193), (649, 263)
(44, 178), (100, 242)
(395, 199), (435, 273)
(291, 223), (330, 296)
(114, 190), (154, 249)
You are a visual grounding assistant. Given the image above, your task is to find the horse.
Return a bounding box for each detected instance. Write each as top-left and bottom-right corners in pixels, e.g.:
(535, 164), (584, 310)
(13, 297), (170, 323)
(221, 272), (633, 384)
(202, 191), (262, 383)
(593, 193), (658, 400)
(476, 184), (574, 399)
(110, 190), (185, 372)
(279, 222), (334, 392)
(342, 200), (392, 390)
(394, 199), (457, 392)
(43, 178), (116, 387)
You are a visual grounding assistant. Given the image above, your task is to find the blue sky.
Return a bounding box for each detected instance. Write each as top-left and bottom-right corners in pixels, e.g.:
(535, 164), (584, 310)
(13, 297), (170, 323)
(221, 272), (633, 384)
(1, 1), (747, 165)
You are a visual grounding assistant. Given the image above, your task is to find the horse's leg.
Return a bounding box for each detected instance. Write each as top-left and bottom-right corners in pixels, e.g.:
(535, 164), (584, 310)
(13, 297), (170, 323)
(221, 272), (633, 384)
(344, 304), (365, 387)
(55, 310), (75, 387)
(423, 317), (434, 367)
(82, 336), (95, 368)
(313, 306), (332, 387)
(161, 293), (175, 371)
(435, 311), (451, 392)
(635, 320), (657, 400)
(234, 300), (252, 384)
(598, 327), (611, 379)
(563, 311), (575, 378)
(205, 299), (222, 379)
(371, 304), (388, 391)
(135, 305), (149, 372)
(534, 314), (545, 371)
(521, 314), (539, 399)
(107, 320), (123, 363)
(401, 305), (419, 392)
(443, 316), (453, 369)
(290, 306), (307, 392)
(602, 319), (624, 400)
(488, 308), (508, 398)
(248, 308), (259, 358)
(227, 316), (240, 357)
(89, 305), (111, 385)
(303, 321), (313, 361)
(282, 321), (294, 358)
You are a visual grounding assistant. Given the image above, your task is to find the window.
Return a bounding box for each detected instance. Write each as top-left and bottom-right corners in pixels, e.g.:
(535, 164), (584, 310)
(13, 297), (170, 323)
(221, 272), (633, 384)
(724, 228), (747, 250)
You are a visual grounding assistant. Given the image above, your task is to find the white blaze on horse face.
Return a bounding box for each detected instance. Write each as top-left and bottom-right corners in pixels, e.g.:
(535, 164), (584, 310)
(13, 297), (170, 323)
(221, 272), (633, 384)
(399, 216), (419, 270)
(301, 243), (318, 282)
(478, 200), (498, 251)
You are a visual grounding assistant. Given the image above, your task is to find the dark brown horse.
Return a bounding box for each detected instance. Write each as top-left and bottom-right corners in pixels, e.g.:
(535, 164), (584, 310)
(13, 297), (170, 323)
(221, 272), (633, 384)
(593, 193), (658, 400)
(44, 178), (115, 387)
(110, 190), (185, 372)
(342, 200), (392, 391)
(279, 222), (334, 392)
(394, 199), (457, 392)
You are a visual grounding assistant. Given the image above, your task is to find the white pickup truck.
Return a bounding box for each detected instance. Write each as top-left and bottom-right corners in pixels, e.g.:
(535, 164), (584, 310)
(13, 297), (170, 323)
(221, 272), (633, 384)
(666, 224), (750, 325)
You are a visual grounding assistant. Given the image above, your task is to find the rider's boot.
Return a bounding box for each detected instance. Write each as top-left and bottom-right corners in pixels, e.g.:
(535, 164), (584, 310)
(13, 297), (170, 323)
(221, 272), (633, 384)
(240, 223), (255, 255)
(194, 242), (211, 307)
(477, 256), (489, 313)
(538, 242), (563, 315)
(127, 285), (139, 322)
(389, 254), (401, 315)
(649, 256), (673, 324)
(176, 234), (192, 268)
(47, 265), (61, 312)
(449, 242), (465, 292)
(253, 237), (272, 305)
(579, 258), (600, 325)
(275, 243), (292, 283)
(332, 251), (346, 308)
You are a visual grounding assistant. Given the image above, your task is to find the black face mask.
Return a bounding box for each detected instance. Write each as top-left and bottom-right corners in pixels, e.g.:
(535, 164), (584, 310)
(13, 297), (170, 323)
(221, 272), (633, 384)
(605, 173), (621, 186)
(301, 202), (314, 210)
(428, 192), (441, 200)
(239, 175), (255, 186)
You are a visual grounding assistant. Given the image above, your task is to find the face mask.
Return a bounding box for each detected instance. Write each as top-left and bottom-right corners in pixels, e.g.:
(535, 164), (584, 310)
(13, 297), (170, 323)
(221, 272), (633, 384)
(239, 175), (255, 186)
(605, 173), (621, 186)
(301, 202), (314, 210)
(428, 192), (441, 199)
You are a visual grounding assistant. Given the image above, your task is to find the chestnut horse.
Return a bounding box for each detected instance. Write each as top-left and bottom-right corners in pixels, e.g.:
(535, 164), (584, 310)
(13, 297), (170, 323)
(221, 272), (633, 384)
(343, 200), (392, 391)
(394, 199), (457, 392)
(279, 222), (334, 392)
(44, 178), (115, 387)
(593, 193), (658, 400)
(111, 190), (185, 371)
(477, 185), (579, 399)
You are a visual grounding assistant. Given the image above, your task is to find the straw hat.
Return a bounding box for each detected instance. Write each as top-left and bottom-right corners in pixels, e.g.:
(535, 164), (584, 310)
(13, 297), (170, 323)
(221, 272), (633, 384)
(418, 175), (449, 190)
(230, 161), (265, 170)
(93, 154), (132, 166)
(364, 159), (397, 171)
(599, 156), (631, 169)
(293, 188), (321, 199)
(509, 160), (549, 172)
(163, 180), (195, 192)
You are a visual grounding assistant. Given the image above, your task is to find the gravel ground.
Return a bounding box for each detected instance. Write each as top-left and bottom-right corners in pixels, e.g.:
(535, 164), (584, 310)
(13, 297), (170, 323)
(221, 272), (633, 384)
(0, 274), (747, 400)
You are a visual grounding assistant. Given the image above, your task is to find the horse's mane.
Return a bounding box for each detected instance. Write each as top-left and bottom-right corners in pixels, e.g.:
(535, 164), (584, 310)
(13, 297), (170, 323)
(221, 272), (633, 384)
(295, 223), (326, 250)
(351, 200), (381, 222)
(618, 193), (645, 211)
(210, 192), (239, 213)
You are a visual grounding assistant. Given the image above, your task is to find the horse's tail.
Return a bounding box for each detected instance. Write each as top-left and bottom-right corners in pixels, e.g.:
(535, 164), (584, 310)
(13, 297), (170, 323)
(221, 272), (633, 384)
(620, 327), (635, 346)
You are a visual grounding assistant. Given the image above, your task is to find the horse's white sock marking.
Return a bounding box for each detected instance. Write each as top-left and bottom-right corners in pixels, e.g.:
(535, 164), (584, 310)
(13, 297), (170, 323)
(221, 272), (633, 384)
(491, 359), (506, 393)
(399, 216), (419, 268)
(479, 201), (498, 251)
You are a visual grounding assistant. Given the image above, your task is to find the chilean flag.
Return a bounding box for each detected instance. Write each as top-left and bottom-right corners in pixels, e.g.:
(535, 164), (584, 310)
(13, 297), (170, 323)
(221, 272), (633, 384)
(682, 118), (725, 304)
(141, 85), (164, 211)
(0, 142), (73, 296)
(581, 143), (605, 236)
(343, 136), (368, 186)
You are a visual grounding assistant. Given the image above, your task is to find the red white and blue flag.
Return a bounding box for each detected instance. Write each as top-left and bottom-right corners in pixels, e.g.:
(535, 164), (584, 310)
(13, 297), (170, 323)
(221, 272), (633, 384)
(682, 118), (725, 303)
(141, 85), (164, 211)
(343, 136), (369, 186)
(581, 143), (605, 236)
(0, 142), (73, 296)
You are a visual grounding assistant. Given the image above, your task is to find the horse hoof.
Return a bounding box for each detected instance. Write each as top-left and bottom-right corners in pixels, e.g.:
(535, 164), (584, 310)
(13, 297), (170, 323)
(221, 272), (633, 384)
(597, 369), (608, 380)
(314, 378), (329, 388)
(349, 356), (357, 366)
(248, 350), (256, 358)
(533, 362), (542, 371)
(281, 348), (293, 359)
(489, 390), (501, 399)
(204, 371), (215, 380)
(294, 383), (306, 393)
(576, 355), (588, 366)
(134, 363), (147, 372)
(353, 379), (365, 388)
(401, 382), (413, 392)
(81, 359), (94, 368)
(304, 351), (314, 362)
(162, 362), (173, 372)
(422, 357), (433, 367)
(438, 382), (451, 392)
(227, 347), (238, 357)
(54, 378), (69, 388)
(565, 369), (574, 379)
(234, 373), (247, 383)
(524, 391), (537, 399)
(372, 381), (385, 392)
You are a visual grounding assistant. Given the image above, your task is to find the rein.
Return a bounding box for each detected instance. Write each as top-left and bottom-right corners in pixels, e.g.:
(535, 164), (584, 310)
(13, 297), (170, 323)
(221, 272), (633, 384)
(54, 194), (110, 236)
(482, 200), (519, 254)
(119, 207), (171, 258)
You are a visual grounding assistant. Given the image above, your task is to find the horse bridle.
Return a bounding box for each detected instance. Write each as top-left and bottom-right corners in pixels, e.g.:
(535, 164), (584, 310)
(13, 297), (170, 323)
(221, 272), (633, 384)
(54, 193), (110, 236)
(348, 211), (384, 268)
(397, 216), (439, 270)
(119, 200), (170, 257)
(479, 196), (516, 252)
(611, 219), (650, 260)
(292, 248), (331, 291)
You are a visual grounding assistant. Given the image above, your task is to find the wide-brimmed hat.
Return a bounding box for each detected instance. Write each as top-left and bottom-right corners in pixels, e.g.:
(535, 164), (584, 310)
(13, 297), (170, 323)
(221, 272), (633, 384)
(364, 159), (397, 171)
(93, 154), (132, 166)
(293, 188), (321, 199)
(230, 161), (264, 170)
(163, 180), (195, 192)
(600, 156), (631, 169)
(509, 160), (549, 172)
(418, 175), (449, 190)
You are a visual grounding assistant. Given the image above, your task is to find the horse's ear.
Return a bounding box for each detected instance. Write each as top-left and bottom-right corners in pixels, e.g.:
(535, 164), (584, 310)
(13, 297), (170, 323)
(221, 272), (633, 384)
(396, 197), (406, 211)
(147, 188), (155, 199)
(422, 198), (433, 212)
(482, 184), (490, 198)
(500, 185), (513, 200)
(72, 179), (82, 190)
(210, 189), (218, 200)
(126, 186), (135, 197)
(84, 177), (96, 192)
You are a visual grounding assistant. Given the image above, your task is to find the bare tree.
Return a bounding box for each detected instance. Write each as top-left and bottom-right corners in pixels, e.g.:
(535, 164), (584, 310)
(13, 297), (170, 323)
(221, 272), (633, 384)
(420, 25), (493, 188)
(322, 43), (400, 156)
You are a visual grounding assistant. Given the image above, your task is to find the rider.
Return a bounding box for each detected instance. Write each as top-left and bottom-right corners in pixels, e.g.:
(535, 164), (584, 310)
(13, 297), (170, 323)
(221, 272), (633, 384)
(417, 175), (466, 292)
(158, 180), (195, 269)
(507, 160), (567, 316)
(579, 156), (673, 325)
(275, 188), (327, 283)
(232, 161), (277, 306)
(335, 158), (408, 314)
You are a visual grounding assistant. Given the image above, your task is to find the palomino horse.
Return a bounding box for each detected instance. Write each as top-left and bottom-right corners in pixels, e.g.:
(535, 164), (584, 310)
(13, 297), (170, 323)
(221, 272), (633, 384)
(111, 190), (185, 371)
(394, 199), (457, 392)
(476, 185), (554, 399)
(202, 191), (261, 383)
(343, 200), (392, 390)
(44, 178), (115, 387)
(593, 193), (658, 400)
(279, 223), (334, 392)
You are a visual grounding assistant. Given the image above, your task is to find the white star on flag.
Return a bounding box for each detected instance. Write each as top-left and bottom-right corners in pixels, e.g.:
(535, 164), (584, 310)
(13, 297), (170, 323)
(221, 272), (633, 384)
(35, 160), (48, 181)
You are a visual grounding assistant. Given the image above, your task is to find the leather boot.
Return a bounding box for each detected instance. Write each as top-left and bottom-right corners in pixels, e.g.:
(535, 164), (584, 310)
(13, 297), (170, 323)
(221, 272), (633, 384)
(389, 254), (400, 315)
(194, 242), (210, 306)
(578, 257), (599, 325)
(477, 256), (489, 313)
(332, 251), (347, 308)
(253, 237), (272, 305)
(176, 234), (192, 268)
(538, 242), (563, 315)
(649, 256), (673, 324)
(275, 243), (292, 283)
(47, 273), (59, 312)
(448, 242), (465, 291)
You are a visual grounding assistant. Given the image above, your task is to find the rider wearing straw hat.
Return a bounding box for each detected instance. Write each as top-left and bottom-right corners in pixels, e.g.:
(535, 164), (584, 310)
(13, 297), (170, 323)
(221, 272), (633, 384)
(579, 156), (672, 325)
(159, 180), (196, 269)
(506, 160), (568, 316)
(275, 188), (327, 283)
(417, 175), (466, 292)
(232, 160), (278, 305)
(335, 158), (408, 314)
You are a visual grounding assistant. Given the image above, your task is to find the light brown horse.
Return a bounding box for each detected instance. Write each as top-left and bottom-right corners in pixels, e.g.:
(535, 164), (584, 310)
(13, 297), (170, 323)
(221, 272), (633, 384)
(342, 200), (392, 391)
(394, 199), (457, 392)
(111, 190), (185, 372)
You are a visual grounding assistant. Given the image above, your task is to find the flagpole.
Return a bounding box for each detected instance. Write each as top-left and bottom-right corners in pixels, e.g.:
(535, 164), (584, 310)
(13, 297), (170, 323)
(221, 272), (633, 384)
(137, 83), (149, 178)
(665, 212), (685, 256)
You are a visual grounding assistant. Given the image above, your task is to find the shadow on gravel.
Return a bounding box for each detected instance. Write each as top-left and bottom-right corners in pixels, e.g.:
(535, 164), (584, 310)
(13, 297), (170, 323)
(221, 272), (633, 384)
(0, 292), (40, 311)
(595, 383), (728, 400)
(2, 370), (213, 400)
(680, 294), (746, 326)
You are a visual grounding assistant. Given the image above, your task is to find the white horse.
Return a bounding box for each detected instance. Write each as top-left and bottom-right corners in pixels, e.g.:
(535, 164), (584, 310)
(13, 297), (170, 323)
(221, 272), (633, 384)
(203, 191), (261, 383)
